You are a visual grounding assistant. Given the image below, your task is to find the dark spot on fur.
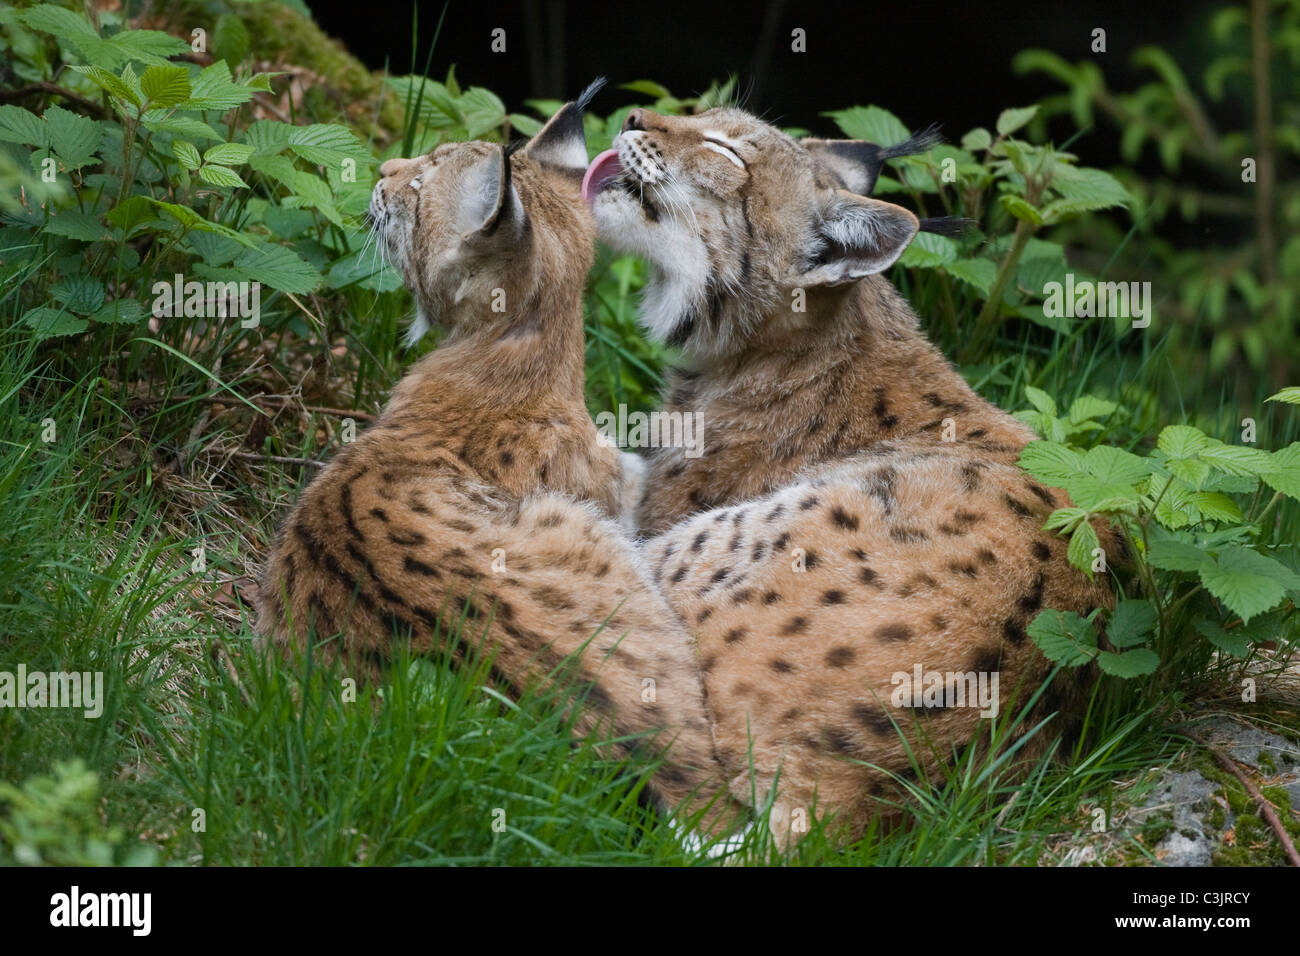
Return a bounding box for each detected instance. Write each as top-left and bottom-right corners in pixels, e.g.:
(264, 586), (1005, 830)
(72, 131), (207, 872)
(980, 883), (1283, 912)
(1032, 540), (1052, 561)
(1002, 618), (1027, 644)
(875, 623), (912, 642)
(724, 627), (748, 644)
(821, 589), (846, 606)
(830, 507), (859, 531)
(826, 646), (855, 667)
(859, 566), (882, 587)
(770, 659), (795, 674)
(782, 616), (810, 635)
(762, 591), (782, 605)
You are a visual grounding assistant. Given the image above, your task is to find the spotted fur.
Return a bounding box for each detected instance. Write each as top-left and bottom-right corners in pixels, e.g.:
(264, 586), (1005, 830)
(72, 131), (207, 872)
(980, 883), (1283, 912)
(257, 90), (744, 835)
(590, 106), (1117, 844)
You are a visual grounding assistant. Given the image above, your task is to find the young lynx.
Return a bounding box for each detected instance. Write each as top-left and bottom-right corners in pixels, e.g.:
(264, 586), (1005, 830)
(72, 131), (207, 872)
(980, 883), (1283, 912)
(584, 106), (1115, 842)
(256, 85), (746, 836)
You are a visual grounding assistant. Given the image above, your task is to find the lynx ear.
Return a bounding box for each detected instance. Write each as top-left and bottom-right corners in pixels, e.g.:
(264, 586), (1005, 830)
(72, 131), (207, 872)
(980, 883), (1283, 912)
(458, 144), (526, 240)
(803, 124), (941, 195)
(522, 76), (605, 175)
(800, 191), (919, 286)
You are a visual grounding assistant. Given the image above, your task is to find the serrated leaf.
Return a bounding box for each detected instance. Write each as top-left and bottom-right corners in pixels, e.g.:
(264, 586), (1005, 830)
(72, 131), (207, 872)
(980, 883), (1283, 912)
(42, 212), (108, 243)
(1266, 387), (1300, 406)
(1067, 395), (1118, 424)
(90, 299), (144, 324)
(1107, 599), (1157, 648)
(1146, 537), (1205, 571)
(1049, 166), (1131, 211)
(1018, 441), (1084, 486)
(50, 274), (105, 315)
(1023, 385), (1057, 417)
(1194, 618), (1250, 658)
(286, 124), (371, 167)
(20, 4), (97, 38)
(996, 105), (1038, 136)
(72, 65), (141, 107)
(22, 306), (88, 339)
(210, 241), (322, 294)
(1000, 194), (1044, 224)
(243, 121), (294, 156)
(1260, 443), (1300, 500)
(1097, 648), (1160, 677)
(1027, 609), (1098, 666)
(0, 105), (49, 148)
(1043, 506), (1086, 533)
(203, 143), (254, 166)
(1198, 440), (1274, 477)
(212, 13), (251, 66)
(1198, 546), (1300, 624)
(898, 230), (958, 268)
(961, 127), (992, 151)
(1067, 520), (1100, 574)
(1168, 456), (1211, 490)
(173, 141), (201, 170)
(104, 29), (191, 68)
(824, 105), (910, 147)
(941, 257), (996, 296)
(1189, 492), (1242, 523)
(509, 113), (543, 137)
(145, 199), (256, 245)
(182, 61), (254, 111)
(198, 164), (248, 188)
(1157, 424), (1209, 459)
(106, 195), (159, 236)
(1083, 445), (1148, 485)
(139, 114), (223, 143)
(42, 106), (102, 169)
(140, 64), (192, 109)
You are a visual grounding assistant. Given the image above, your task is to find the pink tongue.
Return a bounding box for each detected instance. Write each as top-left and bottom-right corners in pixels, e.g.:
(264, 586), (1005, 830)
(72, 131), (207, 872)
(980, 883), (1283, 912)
(582, 148), (623, 203)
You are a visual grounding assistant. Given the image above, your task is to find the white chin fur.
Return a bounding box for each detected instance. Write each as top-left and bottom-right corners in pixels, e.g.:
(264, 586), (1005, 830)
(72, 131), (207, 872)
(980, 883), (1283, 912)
(593, 190), (709, 344)
(403, 308), (432, 349)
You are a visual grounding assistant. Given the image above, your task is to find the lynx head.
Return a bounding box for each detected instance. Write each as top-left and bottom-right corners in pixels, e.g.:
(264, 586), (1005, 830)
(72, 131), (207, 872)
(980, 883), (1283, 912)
(584, 107), (937, 357)
(371, 80), (604, 348)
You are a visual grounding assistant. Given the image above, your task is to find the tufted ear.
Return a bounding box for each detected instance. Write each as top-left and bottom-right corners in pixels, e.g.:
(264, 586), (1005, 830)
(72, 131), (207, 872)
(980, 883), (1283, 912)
(800, 191), (919, 286)
(522, 76), (605, 175)
(802, 124), (941, 195)
(458, 143), (527, 240)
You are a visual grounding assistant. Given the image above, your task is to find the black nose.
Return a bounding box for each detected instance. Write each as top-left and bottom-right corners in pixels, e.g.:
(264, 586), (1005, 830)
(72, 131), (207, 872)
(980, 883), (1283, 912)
(622, 109), (646, 132)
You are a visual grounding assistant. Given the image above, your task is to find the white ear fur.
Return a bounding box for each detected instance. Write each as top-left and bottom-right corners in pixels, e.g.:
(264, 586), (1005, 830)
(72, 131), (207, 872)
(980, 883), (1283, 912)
(522, 77), (603, 174)
(456, 147), (526, 238)
(800, 192), (919, 286)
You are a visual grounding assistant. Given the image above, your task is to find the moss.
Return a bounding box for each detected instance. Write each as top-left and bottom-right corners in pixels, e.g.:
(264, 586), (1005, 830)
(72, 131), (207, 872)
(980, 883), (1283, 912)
(1257, 750), (1277, 773)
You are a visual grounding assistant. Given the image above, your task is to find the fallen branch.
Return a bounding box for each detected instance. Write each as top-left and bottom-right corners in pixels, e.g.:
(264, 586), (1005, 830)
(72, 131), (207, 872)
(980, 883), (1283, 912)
(1188, 731), (1300, 867)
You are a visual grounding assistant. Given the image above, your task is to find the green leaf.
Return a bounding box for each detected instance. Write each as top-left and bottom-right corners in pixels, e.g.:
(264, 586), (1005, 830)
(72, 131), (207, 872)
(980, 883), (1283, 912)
(1260, 443), (1300, 500)
(1157, 424), (1209, 459)
(197, 241), (322, 295)
(1167, 456), (1211, 490)
(1265, 386), (1300, 406)
(1189, 492), (1242, 523)
(1067, 520), (1100, 574)
(140, 114), (223, 143)
(173, 141), (201, 171)
(1018, 440), (1084, 486)
(50, 275), (105, 315)
(1043, 506), (1086, 533)
(1198, 440), (1273, 477)
(203, 143), (254, 167)
(182, 61), (254, 111)
(1146, 537), (1205, 572)
(140, 64), (192, 109)
(1083, 445), (1148, 486)
(1023, 386), (1057, 417)
(509, 113), (543, 137)
(1000, 194), (1044, 225)
(20, 4), (96, 37)
(1107, 599), (1157, 648)
(941, 257), (996, 296)
(71, 65), (141, 107)
(1198, 546), (1300, 624)
(42, 106), (102, 169)
(0, 105), (49, 148)
(960, 128), (992, 151)
(996, 105), (1038, 136)
(1049, 166), (1131, 211)
(212, 13), (251, 66)
(107, 195), (159, 236)
(620, 80), (673, 99)
(42, 212), (108, 243)
(104, 29), (191, 68)
(145, 199), (256, 245)
(197, 164), (248, 188)
(824, 105), (910, 146)
(1194, 619), (1250, 658)
(899, 231), (958, 268)
(22, 306), (88, 339)
(1027, 609), (1098, 666)
(286, 123), (371, 167)
(1097, 648), (1159, 678)
(90, 299), (144, 324)
(1067, 395), (1118, 424)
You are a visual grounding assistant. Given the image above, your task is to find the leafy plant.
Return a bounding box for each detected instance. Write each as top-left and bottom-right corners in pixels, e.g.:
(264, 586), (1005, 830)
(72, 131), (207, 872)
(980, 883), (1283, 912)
(1017, 385), (1300, 681)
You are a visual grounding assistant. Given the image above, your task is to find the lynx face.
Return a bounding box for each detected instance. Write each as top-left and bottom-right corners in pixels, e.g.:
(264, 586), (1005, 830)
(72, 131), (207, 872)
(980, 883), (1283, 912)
(584, 107), (921, 356)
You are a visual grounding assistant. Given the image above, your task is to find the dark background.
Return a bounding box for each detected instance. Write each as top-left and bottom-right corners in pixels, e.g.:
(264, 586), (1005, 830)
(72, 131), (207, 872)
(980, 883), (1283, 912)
(310, 0), (1219, 139)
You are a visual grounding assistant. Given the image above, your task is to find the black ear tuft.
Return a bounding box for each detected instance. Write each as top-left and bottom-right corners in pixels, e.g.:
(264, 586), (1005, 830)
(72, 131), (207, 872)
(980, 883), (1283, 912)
(575, 76), (607, 112)
(880, 123), (943, 161)
(918, 216), (974, 237)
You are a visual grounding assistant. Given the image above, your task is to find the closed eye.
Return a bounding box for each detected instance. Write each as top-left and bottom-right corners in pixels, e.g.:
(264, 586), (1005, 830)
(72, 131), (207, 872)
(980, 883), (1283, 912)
(702, 138), (746, 169)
